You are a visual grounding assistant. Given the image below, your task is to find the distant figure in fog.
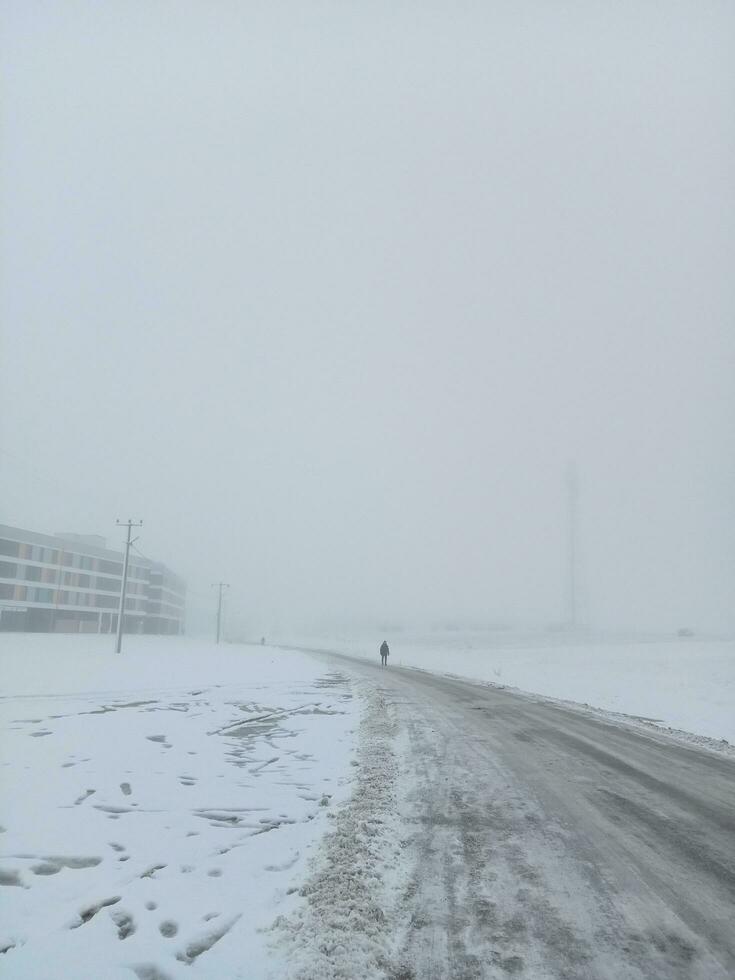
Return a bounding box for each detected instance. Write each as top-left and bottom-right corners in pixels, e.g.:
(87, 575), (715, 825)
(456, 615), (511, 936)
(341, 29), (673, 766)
(380, 640), (389, 666)
(260, 636), (266, 646)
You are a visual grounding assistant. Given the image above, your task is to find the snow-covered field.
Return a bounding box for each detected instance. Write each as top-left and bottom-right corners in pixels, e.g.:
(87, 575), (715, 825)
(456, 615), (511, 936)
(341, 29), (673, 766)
(0, 635), (360, 979)
(284, 630), (735, 747)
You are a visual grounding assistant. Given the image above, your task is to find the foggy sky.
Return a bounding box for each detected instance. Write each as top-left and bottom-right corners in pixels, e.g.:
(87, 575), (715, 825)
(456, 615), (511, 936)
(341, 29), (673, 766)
(2, 1), (734, 635)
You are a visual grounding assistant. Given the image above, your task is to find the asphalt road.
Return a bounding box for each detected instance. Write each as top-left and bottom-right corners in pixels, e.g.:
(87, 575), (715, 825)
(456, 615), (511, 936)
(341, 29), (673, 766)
(320, 652), (735, 980)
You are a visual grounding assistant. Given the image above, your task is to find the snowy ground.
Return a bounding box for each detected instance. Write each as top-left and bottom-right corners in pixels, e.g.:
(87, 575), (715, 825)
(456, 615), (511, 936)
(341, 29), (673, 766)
(3, 630), (734, 979)
(283, 630), (735, 747)
(0, 635), (363, 979)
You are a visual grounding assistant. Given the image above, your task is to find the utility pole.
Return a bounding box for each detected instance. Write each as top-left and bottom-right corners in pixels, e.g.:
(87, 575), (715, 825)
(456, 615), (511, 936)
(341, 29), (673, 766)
(566, 462), (578, 629)
(115, 519), (143, 654)
(213, 582), (229, 644)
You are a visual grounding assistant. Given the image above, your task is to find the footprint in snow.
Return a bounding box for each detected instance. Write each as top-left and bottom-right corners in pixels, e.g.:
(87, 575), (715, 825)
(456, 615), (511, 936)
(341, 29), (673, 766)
(31, 862), (62, 876)
(131, 966), (172, 980)
(175, 914), (241, 965)
(71, 896), (121, 927)
(110, 907), (136, 939)
(28, 856), (101, 878)
(264, 851), (301, 872)
(140, 864), (166, 879)
(0, 869), (24, 887)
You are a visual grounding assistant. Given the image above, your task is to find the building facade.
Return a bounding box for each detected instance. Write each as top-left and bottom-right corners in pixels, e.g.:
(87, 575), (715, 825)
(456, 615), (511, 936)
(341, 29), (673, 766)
(0, 524), (185, 634)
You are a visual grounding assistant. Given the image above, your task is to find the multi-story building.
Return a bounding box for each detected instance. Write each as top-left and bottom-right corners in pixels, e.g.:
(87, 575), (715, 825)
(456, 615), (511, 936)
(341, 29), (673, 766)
(0, 524), (185, 634)
(145, 563), (187, 635)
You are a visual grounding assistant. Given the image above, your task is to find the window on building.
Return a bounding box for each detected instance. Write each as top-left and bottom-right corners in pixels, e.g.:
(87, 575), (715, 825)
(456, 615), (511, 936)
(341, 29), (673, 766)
(0, 540), (20, 558)
(95, 594), (117, 608)
(0, 561), (16, 578)
(25, 565), (42, 582)
(98, 560), (123, 576)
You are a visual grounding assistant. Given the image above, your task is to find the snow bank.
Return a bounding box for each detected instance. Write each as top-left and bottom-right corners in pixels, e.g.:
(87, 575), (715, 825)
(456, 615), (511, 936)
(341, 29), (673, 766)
(273, 688), (403, 979)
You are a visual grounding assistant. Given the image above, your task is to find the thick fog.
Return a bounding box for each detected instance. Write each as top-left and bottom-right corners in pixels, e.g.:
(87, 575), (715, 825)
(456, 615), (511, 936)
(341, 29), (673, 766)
(2, 1), (733, 636)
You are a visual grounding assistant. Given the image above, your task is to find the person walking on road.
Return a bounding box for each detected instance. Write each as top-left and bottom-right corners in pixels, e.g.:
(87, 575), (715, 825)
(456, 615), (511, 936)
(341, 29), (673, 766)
(380, 640), (390, 667)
